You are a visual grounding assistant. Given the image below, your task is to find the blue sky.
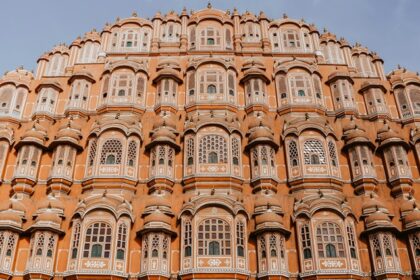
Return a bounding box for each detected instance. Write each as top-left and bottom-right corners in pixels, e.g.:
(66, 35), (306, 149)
(1, 0), (419, 75)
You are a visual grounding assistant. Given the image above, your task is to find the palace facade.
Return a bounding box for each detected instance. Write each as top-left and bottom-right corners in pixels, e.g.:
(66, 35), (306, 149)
(0, 4), (420, 280)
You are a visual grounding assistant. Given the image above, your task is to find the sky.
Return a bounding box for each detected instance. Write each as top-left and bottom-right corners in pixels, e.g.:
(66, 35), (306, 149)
(0, 0), (419, 75)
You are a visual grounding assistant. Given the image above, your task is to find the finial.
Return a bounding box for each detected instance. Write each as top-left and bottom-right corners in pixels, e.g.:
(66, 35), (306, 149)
(282, 13), (288, 19)
(211, 188), (215, 195)
(305, 113), (309, 120)
(207, 2), (212, 9)
(132, 11), (138, 17)
(398, 64), (401, 69)
(115, 113), (120, 119)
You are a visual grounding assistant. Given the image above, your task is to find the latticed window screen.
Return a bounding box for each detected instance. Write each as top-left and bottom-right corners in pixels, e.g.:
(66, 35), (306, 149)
(236, 221), (245, 257)
(232, 137), (240, 165)
(151, 234), (159, 257)
(127, 141), (137, 166)
(136, 76), (146, 98)
(301, 223), (312, 259)
(289, 74), (312, 97)
(283, 29), (301, 48)
(88, 139), (97, 166)
(328, 141), (338, 167)
(412, 233), (420, 257)
(200, 27), (221, 46)
(186, 138), (194, 165)
(100, 139), (122, 164)
(111, 73), (133, 97)
(187, 71), (196, 95)
(269, 234), (278, 257)
(35, 233), (45, 256)
(116, 223), (127, 260)
(303, 139), (326, 165)
(259, 236), (267, 258)
(183, 219), (192, 257)
(198, 135), (228, 164)
(162, 236), (169, 259)
(288, 140), (299, 166)
(158, 146), (166, 165)
(46, 234), (56, 257)
(199, 71), (224, 95)
(372, 235), (381, 257)
(198, 219), (231, 256)
(346, 225), (357, 259)
(383, 234), (394, 256)
(83, 222), (112, 258)
(0, 231), (16, 258)
(316, 222), (345, 258)
(71, 222), (81, 259)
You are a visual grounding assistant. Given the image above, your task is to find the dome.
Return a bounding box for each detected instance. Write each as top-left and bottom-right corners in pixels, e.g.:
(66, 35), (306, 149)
(248, 115), (271, 130)
(37, 196), (65, 211)
(35, 211), (62, 225)
(255, 211), (284, 225)
(145, 194), (172, 209)
(254, 194), (281, 208)
(144, 211), (172, 225)
(51, 119), (83, 149)
(400, 199), (415, 214)
(17, 122), (48, 148)
(0, 210), (22, 225)
(404, 209), (420, 225)
(362, 195), (386, 213)
(248, 125), (274, 143)
(365, 211), (392, 229)
(151, 126), (177, 142)
(152, 113), (177, 130)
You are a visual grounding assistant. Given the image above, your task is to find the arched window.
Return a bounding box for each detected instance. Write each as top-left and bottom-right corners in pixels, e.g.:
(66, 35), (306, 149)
(282, 29), (301, 50)
(116, 223), (127, 260)
(288, 140), (299, 167)
(236, 221), (245, 257)
(198, 70), (224, 99)
(198, 135), (228, 164)
(288, 73), (312, 103)
(208, 151), (218, 163)
(183, 219), (192, 257)
(200, 27), (221, 48)
(70, 222), (81, 259)
(303, 139), (326, 165)
(100, 139), (122, 165)
(259, 236), (267, 258)
(111, 72), (134, 102)
(232, 137), (240, 166)
(83, 222), (112, 258)
(198, 219), (231, 256)
(316, 222), (345, 258)
(270, 234), (277, 257)
(151, 234), (159, 257)
(347, 224), (357, 259)
(301, 223), (312, 259)
(35, 233), (45, 256)
(127, 141), (137, 167)
(209, 241), (220, 255)
(87, 139), (97, 167)
(186, 138), (194, 165)
(207, 84), (216, 94)
(328, 141), (338, 167)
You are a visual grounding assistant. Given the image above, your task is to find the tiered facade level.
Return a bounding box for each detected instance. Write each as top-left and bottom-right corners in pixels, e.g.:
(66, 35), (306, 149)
(1, 5), (420, 280)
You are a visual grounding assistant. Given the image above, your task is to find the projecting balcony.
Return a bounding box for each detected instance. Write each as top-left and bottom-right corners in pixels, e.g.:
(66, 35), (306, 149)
(83, 163), (138, 192)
